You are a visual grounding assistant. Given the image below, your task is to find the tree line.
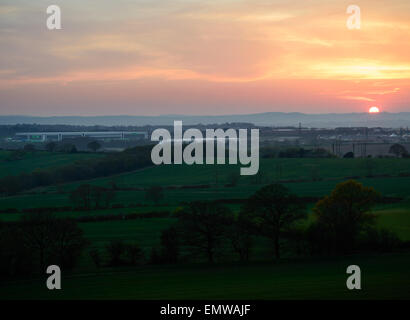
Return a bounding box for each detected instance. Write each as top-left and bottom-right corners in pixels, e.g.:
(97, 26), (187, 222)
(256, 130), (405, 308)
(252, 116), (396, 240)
(87, 180), (407, 269)
(0, 212), (86, 277)
(0, 145), (153, 195)
(161, 180), (403, 263)
(1, 180), (406, 278)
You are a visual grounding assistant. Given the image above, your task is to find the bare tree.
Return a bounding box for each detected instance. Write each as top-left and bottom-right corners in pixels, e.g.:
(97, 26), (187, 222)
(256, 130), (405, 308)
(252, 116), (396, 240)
(242, 184), (306, 259)
(176, 201), (233, 263)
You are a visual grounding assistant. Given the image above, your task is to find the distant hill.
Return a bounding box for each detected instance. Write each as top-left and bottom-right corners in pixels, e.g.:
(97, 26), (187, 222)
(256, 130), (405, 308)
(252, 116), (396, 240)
(0, 112), (409, 128)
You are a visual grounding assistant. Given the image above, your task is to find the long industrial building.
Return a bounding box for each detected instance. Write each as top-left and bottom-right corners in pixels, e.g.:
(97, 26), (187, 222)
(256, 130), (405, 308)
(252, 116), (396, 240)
(15, 131), (149, 142)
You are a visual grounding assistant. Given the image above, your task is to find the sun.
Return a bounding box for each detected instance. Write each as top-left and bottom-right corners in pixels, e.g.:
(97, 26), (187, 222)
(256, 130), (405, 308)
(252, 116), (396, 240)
(369, 106), (380, 113)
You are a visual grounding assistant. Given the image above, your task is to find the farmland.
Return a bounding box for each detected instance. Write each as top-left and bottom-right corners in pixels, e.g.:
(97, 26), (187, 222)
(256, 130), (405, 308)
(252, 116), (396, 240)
(0, 152), (410, 299)
(0, 150), (103, 178)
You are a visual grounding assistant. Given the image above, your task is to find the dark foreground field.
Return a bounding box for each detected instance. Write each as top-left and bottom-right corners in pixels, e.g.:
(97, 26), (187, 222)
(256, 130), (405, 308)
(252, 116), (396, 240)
(2, 253), (410, 300)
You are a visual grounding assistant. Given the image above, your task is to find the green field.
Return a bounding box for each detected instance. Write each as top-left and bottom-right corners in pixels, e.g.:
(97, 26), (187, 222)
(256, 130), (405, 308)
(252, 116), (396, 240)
(2, 158), (410, 211)
(37, 157), (410, 191)
(0, 150), (103, 178)
(1, 155), (410, 299)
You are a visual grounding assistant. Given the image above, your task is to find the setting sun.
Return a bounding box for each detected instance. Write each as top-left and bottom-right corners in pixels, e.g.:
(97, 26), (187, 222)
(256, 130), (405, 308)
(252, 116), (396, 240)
(369, 106), (380, 113)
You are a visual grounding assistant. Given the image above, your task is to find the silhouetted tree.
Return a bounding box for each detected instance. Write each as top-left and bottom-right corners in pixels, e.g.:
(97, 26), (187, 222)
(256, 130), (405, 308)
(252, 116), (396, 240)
(60, 143), (77, 153)
(21, 212), (86, 271)
(242, 184), (306, 259)
(389, 143), (408, 158)
(89, 248), (101, 268)
(70, 184), (92, 210)
(176, 201), (233, 263)
(105, 240), (143, 266)
(70, 185), (116, 210)
(87, 141), (102, 152)
(23, 144), (36, 152)
(105, 240), (126, 266)
(360, 227), (402, 252)
(227, 213), (254, 262)
(45, 141), (57, 152)
(160, 227), (180, 263)
(91, 186), (116, 208)
(149, 247), (161, 264)
(0, 221), (35, 276)
(124, 243), (144, 265)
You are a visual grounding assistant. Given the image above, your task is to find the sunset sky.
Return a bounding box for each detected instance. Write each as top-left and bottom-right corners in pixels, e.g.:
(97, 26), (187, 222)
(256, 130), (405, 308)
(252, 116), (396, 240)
(0, 0), (409, 116)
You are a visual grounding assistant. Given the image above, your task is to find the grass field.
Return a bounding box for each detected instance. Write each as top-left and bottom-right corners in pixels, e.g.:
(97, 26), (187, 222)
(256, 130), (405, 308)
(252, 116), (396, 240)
(2, 253), (410, 300)
(37, 157), (410, 192)
(1, 156), (410, 300)
(0, 150), (103, 178)
(1, 157), (410, 245)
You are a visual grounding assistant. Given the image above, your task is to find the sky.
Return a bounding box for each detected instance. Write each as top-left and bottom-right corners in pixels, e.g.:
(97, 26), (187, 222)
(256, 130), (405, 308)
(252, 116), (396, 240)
(0, 0), (409, 116)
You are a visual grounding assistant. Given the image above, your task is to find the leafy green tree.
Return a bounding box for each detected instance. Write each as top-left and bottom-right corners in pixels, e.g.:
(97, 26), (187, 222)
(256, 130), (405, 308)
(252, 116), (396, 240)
(243, 184), (306, 259)
(311, 180), (381, 254)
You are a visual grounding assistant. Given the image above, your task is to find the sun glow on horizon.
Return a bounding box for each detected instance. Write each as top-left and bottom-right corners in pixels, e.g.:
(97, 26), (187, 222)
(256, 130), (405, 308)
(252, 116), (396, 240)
(369, 106), (381, 113)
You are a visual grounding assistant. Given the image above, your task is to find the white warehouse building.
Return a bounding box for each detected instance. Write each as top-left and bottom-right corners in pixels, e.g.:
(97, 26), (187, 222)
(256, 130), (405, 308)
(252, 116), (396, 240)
(15, 131), (149, 142)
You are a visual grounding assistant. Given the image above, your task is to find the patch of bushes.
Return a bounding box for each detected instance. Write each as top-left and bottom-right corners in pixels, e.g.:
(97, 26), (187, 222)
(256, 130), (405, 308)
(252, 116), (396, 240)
(105, 240), (144, 267)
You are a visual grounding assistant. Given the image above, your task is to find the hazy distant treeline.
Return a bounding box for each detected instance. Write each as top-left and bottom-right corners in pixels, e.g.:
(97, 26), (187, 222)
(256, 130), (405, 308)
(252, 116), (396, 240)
(1, 112), (410, 127)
